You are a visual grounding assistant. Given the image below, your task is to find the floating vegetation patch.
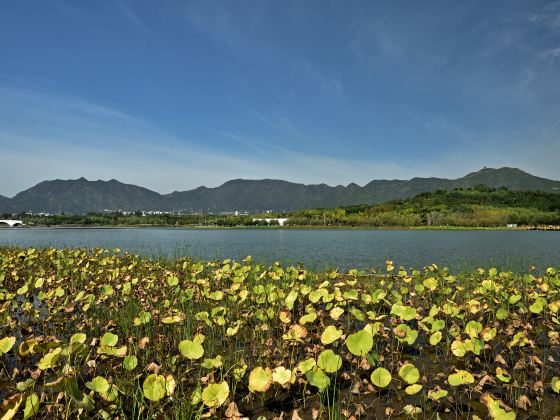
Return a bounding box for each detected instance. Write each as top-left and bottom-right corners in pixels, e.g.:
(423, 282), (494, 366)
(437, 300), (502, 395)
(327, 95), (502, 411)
(1, 248), (560, 418)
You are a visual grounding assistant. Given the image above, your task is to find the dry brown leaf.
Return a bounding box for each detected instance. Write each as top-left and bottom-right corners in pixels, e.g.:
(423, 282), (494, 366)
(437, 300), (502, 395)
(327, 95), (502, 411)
(495, 354), (507, 365)
(146, 362), (160, 373)
(139, 336), (149, 350)
(517, 395), (531, 411)
(312, 408), (320, 419)
(291, 410), (303, 420)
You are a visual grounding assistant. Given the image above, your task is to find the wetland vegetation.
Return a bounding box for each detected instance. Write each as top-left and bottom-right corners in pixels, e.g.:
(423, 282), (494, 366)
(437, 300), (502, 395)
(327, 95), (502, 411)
(1, 247), (560, 418)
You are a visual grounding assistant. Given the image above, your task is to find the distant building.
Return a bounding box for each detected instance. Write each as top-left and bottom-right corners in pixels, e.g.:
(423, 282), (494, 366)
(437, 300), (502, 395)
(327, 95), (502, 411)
(507, 223), (517, 228)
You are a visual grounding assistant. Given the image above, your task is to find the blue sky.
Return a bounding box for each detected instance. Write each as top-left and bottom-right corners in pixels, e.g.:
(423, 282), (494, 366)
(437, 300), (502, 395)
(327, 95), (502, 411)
(1, 0), (559, 196)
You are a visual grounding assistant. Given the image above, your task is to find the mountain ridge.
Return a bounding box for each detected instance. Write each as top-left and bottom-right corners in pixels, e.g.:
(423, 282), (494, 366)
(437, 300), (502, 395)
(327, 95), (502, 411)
(1, 167), (559, 214)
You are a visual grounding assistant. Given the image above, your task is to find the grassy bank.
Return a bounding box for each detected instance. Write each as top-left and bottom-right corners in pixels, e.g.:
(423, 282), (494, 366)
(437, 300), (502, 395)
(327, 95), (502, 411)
(1, 248), (559, 419)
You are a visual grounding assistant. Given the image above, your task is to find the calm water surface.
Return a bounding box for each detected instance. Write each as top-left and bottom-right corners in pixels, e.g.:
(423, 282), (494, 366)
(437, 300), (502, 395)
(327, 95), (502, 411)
(1, 228), (559, 272)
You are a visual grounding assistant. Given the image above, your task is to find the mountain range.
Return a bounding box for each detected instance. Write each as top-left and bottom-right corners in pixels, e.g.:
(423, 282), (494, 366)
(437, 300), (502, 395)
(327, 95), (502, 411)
(1, 167), (559, 214)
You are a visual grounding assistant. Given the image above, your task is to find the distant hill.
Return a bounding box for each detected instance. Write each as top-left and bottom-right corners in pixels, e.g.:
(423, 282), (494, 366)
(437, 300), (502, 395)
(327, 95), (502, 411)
(1, 167), (559, 214)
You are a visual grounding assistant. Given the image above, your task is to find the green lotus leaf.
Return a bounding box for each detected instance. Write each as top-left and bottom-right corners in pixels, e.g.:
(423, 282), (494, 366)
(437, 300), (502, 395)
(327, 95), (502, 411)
(23, 392), (39, 420)
(201, 381), (229, 408)
(16, 379), (35, 392)
(123, 355), (138, 371)
(299, 312), (317, 325)
(249, 367), (273, 393)
(86, 376), (110, 394)
(405, 383), (423, 395)
(345, 330), (373, 356)
(398, 364), (420, 384)
(167, 275), (179, 286)
(65, 377), (94, 410)
(448, 370), (474, 386)
(429, 331), (442, 345)
(306, 368), (330, 390)
(370, 367), (392, 388)
(179, 339), (204, 360)
(390, 303), (417, 321)
(0, 336), (16, 355)
(298, 358), (316, 374)
(403, 405), (422, 416)
(320, 326), (343, 345)
(317, 349), (342, 373)
(101, 285), (113, 296)
(508, 294), (522, 305)
(143, 374), (166, 401)
(451, 339), (472, 357)
(101, 332), (118, 347)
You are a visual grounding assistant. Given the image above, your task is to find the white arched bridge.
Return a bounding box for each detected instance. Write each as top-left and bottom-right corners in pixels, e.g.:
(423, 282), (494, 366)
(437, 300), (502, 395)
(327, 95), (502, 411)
(0, 220), (23, 227)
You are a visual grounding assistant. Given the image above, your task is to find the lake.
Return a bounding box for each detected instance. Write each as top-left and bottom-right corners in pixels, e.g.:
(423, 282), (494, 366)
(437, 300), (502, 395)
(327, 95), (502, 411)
(1, 227), (559, 272)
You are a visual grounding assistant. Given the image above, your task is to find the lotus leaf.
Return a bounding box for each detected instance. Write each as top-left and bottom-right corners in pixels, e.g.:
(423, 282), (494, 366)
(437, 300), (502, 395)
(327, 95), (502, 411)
(481, 394), (516, 420)
(465, 320), (483, 338)
(321, 326), (343, 345)
(306, 368), (330, 390)
(428, 388), (448, 401)
(429, 331), (442, 345)
(297, 358), (316, 374)
(345, 330), (373, 356)
(23, 392), (39, 420)
(101, 332), (118, 347)
(179, 339), (204, 360)
(38, 347), (61, 370)
(405, 383), (423, 395)
(201, 381), (229, 408)
(249, 367), (273, 392)
(201, 355), (223, 369)
(272, 366), (293, 385)
(370, 367), (392, 388)
(86, 376), (110, 393)
(398, 364), (420, 384)
(448, 370), (474, 386)
(390, 303), (417, 321)
(329, 306), (344, 320)
(317, 349), (342, 373)
(0, 336), (16, 355)
(143, 374), (166, 401)
(123, 355), (138, 371)
(552, 376), (560, 393)
(393, 324), (418, 345)
(496, 367), (510, 383)
(1, 394), (23, 420)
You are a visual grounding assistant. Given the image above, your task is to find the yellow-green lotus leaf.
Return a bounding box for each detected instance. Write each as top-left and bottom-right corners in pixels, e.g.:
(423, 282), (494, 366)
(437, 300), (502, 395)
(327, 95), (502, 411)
(201, 355), (223, 369)
(0, 336), (16, 355)
(38, 347), (61, 370)
(465, 320), (483, 338)
(249, 367), (273, 393)
(317, 349), (342, 373)
(345, 330), (373, 356)
(201, 381), (229, 408)
(321, 326), (343, 345)
(529, 297), (547, 314)
(370, 367), (392, 388)
(496, 367), (510, 383)
(165, 374), (176, 396)
(429, 331), (442, 345)
(423, 277), (438, 291)
(272, 366), (293, 385)
(143, 374), (166, 401)
(481, 394), (516, 420)
(101, 332), (118, 347)
(428, 388), (448, 401)
(299, 312), (317, 325)
(86, 376), (110, 393)
(403, 405), (422, 416)
(23, 392), (39, 420)
(552, 377), (560, 393)
(330, 307), (344, 320)
(399, 364), (420, 384)
(70, 333), (86, 345)
(405, 384), (423, 395)
(179, 339), (204, 360)
(390, 303), (417, 321)
(298, 358), (316, 374)
(123, 355), (138, 371)
(306, 368), (330, 390)
(448, 370), (474, 386)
